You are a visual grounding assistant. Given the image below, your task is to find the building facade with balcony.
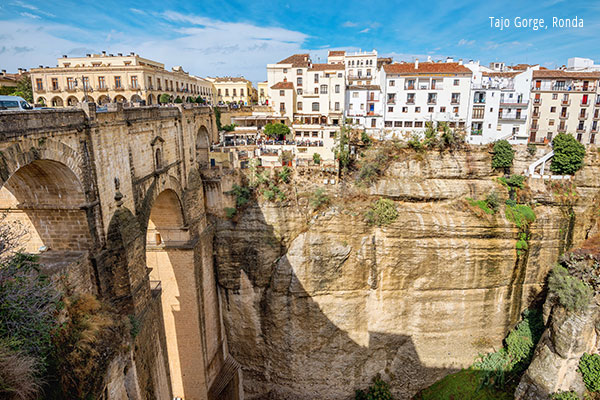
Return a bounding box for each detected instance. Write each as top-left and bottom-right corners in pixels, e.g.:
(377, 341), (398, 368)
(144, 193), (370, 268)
(381, 60), (472, 137)
(465, 65), (536, 144)
(528, 70), (600, 145)
(345, 84), (384, 131)
(206, 76), (255, 105)
(30, 52), (212, 107)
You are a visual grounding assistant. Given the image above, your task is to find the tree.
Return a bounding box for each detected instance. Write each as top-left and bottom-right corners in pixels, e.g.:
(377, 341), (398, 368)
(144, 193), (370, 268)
(195, 95), (205, 104)
(334, 127), (352, 171)
(550, 133), (586, 175)
(174, 96), (183, 104)
(10, 76), (33, 103)
(159, 93), (171, 104)
(491, 140), (514, 172)
(263, 123), (290, 140)
(313, 153), (321, 165)
(213, 107), (222, 131)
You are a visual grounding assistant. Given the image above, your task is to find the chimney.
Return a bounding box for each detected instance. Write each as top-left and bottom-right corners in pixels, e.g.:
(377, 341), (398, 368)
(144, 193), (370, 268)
(102, 50), (106, 56)
(86, 53), (91, 57)
(130, 52), (135, 56)
(446, 57), (454, 63)
(415, 59), (419, 69)
(39, 65), (43, 68)
(458, 59), (463, 65)
(62, 54), (67, 58)
(17, 68), (23, 74)
(1, 70), (5, 76)
(118, 53), (122, 56)
(427, 55), (432, 62)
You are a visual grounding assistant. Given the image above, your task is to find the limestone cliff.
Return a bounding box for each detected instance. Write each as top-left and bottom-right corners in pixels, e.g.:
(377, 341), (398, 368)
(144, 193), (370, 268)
(213, 146), (600, 399)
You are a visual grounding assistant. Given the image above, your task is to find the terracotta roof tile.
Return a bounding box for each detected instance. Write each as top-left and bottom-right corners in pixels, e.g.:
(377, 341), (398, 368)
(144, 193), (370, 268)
(271, 81), (294, 89)
(383, 62), (472, 75)
(532, 70), (600, 79)
(308, 63), (345, 71)
(211, 76), (251, 83)
(278, 54), (310, 67)
(328, 50), (346, 56)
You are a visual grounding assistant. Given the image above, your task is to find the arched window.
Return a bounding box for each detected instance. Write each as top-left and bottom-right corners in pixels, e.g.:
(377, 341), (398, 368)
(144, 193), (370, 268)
(155, 148), (162, 170)
(312, 102), (319, 112)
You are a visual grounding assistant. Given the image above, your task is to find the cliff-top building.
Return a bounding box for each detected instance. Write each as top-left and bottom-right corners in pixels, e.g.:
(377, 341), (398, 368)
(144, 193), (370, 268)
(30, 52), (215, 107)
(206, 76), (256, 105)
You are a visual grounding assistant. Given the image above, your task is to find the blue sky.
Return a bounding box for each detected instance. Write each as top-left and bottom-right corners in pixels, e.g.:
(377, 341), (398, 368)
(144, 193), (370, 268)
(1, 0), (599, 83)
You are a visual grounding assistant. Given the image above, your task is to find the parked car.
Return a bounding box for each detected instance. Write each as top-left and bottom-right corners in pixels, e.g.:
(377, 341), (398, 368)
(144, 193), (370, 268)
(0, 95), (34, 111)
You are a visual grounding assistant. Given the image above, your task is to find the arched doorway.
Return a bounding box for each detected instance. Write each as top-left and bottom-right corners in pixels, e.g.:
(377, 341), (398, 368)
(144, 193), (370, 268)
(97, 95), (109, 105)
(196, 126), (210, 167)
(36, 96), (46, 105)
(145, 189), (207, 399)
(66, 96), (78, 106)
(0, 159), (91, 265)
(147, 94), (155, 105)
(51, 96), (64, 107)
(131, 94), (142, 103)
(114, 95), (126, 103)
(82, 95), (94, 103)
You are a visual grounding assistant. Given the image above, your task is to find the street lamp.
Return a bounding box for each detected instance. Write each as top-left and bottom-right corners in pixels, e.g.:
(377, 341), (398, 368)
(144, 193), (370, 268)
(73, 75), (93, 102)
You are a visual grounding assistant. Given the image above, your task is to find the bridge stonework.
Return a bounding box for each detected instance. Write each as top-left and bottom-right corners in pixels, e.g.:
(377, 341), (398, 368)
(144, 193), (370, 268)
(0, 104), (241, 400)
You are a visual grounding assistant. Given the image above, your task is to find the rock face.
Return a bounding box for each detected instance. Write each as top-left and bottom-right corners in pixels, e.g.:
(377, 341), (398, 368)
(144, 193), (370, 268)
(214, 147), (600, 399)
(515, 299), (600, 399)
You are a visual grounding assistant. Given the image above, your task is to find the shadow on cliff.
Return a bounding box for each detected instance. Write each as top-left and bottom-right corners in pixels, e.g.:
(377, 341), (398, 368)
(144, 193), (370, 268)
(213, 202), (459, 400)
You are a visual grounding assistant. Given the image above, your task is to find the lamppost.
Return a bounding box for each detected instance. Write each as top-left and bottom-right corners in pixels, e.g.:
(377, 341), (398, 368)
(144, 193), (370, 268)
(74, 75), (93, 102)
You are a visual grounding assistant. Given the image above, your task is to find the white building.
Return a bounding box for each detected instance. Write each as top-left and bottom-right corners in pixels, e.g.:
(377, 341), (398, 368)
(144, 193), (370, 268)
(567, 57), (600, 72)
(381, 59), (472, 138)
(465, 63), (537, 144)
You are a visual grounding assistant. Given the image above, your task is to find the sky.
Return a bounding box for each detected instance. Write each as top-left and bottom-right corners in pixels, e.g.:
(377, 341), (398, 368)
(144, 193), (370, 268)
(1, 0), (599, 83)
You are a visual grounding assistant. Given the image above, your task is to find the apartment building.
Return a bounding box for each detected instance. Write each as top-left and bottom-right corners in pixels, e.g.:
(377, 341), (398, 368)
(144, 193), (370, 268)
(30, 52), (212, 107)
(528, 70), (600, 145)
(345, 84), (384, 131)
(0, 68), (28, 92)
(465, 63), (536, 144)
(381, 60), (472, 137)
(257, 81), (269, 105)
(207, 77), (256, 105)
(266, 54), (346, 162)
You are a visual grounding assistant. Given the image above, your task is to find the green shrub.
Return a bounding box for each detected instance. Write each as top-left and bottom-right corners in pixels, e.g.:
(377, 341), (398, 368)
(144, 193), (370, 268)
(312, 153), (321, 165)
(174, 96), (183, 103)
(159, 93), (171, 104)
(498, 174), (526, 189)
(492, 140), (514, 170)
(505, 204), (536, 229)
(263, 123), (290, 139)
(128, 314), (140, 338)
(548, 265), (593, 312)
(277, 166), (291, 183)
(486, 192), (500, 213)
(579, 353), (600, 392)
(527, 144), (537, 156)
(467, 197), (495, 215)
(365, 198), (398, 226)
(261, 184), (285, 202)
(551, 133), (586, 175)
(515, 232), (529, 254)
(408, 134), (423, 151)
(551, 391), (580, 400)
(355, 374), (393, 400)
(361, 131), (372, 146)
(472, 349), (513, 388)
(310, 188), (329, 209)
(334, 128), (352, 170)
(222, 123), (236, 132)
(228, 184), (251, 208)
(224, 207), (237, 219)
(505, 309), (544, 370)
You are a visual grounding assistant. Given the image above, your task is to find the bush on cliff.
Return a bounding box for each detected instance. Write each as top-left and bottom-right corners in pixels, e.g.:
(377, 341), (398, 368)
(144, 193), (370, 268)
(227, 184), (251, 208)
(548, 265), (593, 312)
(551, 133), (586, 175)
(491, 140), (514, 171)
(310, 188), (329, 210)
(579, 353), (600, 393)
(551, 391), (580, 400)
(365, 198), (398, 226)
(505, 203), (536, 230)
(355, 374), (393, 400)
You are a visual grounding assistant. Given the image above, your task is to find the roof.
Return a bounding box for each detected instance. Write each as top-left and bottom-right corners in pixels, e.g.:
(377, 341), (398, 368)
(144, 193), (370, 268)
(383, 62), (472, 75)
(328, 50), (346, 56)
(211, 76), (251, 83)
(532, 70), (600, 79)
(277, 54), (310, 67)
(308, 63), (345, 71)
(271, 81), (294, 89)
(511, 63), (538, 71)
(348, 85), (381, 90)
(482, 72), (519, 78)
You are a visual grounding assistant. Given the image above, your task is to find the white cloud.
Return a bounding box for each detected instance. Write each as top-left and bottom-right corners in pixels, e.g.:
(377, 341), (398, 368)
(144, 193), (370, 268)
(0, 13), (311, 83)
(458, 39), (475, 46)
(359, 28), (370, 33)
(130, 8), (146, 15)
(342, 21), (358, 27)
(20, 12), (40, 19)
(12, 1), (54, 17)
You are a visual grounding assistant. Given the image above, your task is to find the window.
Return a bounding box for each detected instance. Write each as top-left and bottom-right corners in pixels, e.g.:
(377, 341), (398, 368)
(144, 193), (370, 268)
(225, 89), (229, 96)
(280, 90), (285, 96)
(218, 89), (222, 96)
(337, 73), (342, 78)
(155, 148), (162, 170)
(551, 106), (556, 112)
(240, 89), (244, 96)
(280, 103), (285, 112)
(428, 107), (434, 112)
(98, 76), (105, 89)
(297, 69), (302, 75)
(312, 102), (319, 111)
(552, 93), (558, 100)
(427, 93), (437, 104)
(148, 76), (152, 88)
(335, 102), (340, 111)
(297, 89), (302, 95)
(352, 92), (359, 98)
(389, 80), (395, 86)
(406, 93), (415, 104)
(385, 121), (392, 127)
(415, 121), (424, 128)
(131, 76), (138, 88)
(402, 107), (408, 113)
(367, 69), (371, 77)
(314, 88), (319, 94)
(314, 74), (319, 83)
(67, 77), (75, 90)
(51, 78), (58, 90)
(402, 121), (410, 127)
(297, 77), (303, 86)
(451, 93), (460, 104)
(549, 119), (555, 126)
(360, 103), (364, 110)
(349, 104), (353, 110)
(415, 107), (421, 113)
(453, 106), (459, 113)
(440, 106), (446, 112)
(388, 106), (394, 112)
(297, 101), (302, 110)
(320, 85), (328, 94)
(82, 76), (90, 89)
(35, 78), (43, 90)
(453, 79), (459, 86)
(335, 84), (340, 93)
(233, 89), (237, 96)
(283, 68), (288, 73)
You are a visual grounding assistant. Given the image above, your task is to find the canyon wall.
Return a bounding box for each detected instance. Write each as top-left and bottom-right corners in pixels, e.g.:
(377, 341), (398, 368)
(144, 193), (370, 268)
(214, 146), (600, 399)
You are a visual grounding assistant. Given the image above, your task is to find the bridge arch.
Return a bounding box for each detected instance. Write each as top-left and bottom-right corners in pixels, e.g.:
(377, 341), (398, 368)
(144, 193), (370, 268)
(144, 184), (209, 400)
(196, 125), (210, 167)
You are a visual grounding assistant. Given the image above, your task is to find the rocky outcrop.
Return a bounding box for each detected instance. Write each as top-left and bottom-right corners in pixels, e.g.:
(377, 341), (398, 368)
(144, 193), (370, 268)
(214, 146), (600, 399)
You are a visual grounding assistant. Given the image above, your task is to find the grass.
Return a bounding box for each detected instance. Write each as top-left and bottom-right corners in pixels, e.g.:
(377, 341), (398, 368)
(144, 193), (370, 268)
(467, 198), (495, 215)
(416, 369), (514, 400)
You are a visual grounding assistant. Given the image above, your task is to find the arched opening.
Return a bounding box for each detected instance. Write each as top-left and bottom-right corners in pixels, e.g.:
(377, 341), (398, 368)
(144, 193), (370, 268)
(147, 94), (154, 105)
(66, 96), (78, 106)
(114, 95), (126, 103)
(131, 94), (142, 103)
(82, 95), (94, 103)
(145, 189), (207, 399)
(36, 96), (46, 105)
(0, 159), (91, 263)
(51, 96), (64, 107)
(196, 125), (210, 167)
(97, 95), (109, 105)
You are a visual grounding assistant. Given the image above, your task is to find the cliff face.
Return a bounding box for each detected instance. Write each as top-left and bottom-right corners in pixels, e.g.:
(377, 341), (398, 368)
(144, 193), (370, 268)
(214, 146), (600, 399)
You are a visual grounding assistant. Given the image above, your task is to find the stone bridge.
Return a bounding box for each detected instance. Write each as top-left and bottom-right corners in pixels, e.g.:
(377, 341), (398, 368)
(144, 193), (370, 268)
(0, 104), (241, 400)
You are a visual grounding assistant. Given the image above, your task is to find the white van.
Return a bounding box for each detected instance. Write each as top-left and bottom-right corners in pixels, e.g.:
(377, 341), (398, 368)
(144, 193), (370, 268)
(0, 95), (34, 111)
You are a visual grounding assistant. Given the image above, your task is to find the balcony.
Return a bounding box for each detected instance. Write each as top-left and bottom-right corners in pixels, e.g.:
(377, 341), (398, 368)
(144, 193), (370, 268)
(427, 100), (437, 105)
(405, 85), (415, 90)
(406, 99), (415, 105)
(581, 100), (590, 107)
(559, 113), (569, 120)
(96, 87), (108, 92)
(473, 98), (486, 104)
(451, 99), (460, 105)
(387, 99), (396, 105)
(499, 114), (526, 122)
(533, 98), (542, 105)
(500, 101), (529, 108)
(532, 112), (540, 118)
(561, 99), (571, 106)
(578, 113), (587, 120)
(576, 128), (586, 133)
(35, 88), (46, 93)
(530, 125), (539, 131)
